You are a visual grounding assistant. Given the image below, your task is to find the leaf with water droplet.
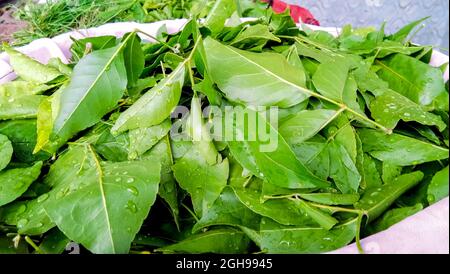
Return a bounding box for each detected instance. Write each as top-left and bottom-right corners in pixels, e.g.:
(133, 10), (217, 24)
(0, 162), (42, 207)
(355, 171), (424, 222)
(427, 166), (449, 205)
(192, 187), (260, 233)
(358, 129), (449, 166)
(0, 134), (13, 172)
(156, 228), (250, 254)
(44, 156), (161, 254)
(377, 53), (447, 110)
(241, 217), (358, 254)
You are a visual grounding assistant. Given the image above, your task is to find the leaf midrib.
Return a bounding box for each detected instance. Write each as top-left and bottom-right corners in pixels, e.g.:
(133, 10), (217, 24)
(53, 33), (134, 137)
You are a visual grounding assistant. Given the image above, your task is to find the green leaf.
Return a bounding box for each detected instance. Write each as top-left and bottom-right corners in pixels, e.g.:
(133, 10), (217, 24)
(376, 54), (447, 109)
(123, 33), (144, 87)
(127, 77), (157, 98)
(369, 88), (446, 131)
(234, 188), (316, 226)
(38, 228), (70, 254)
(312, 58), (351, 102)
(355, 171), (424, 221)
(157, 228), (250, 254)
(112, 60), (186, 134)
(193, 187), (261, 232)
(193, 74), (222, 106)
(172, 146), (229, 217)
(376, 41), (424, 58)
(358, 129), (449, 166)
(44, 151), (161, 254)
(204, 0), (237, 34)
(298, 193), (360, 206)
(0, 95), (45, 120)
(128, 119), (171, 159)
(1, 146), (95, 235)
(36, 42), (130, 153)
(362, 154), (383, 189)
(279, 109), (339, 145)
(328, 142), (361, 194)
(0, 81), (52, 97)
(92, 124), (130, 162)
(0, 237), (28, 254)
(387, 17), (429, 43)
(227, 107), (329, 189)
(185, 95), (219, 165)
(142, 136), (180, 228)
(204, 37), (308, 108)
(291, 135), (330, 180)
(0, 162), (42, 207)
(0, 120), (50, 163)
(229, 24), (281, 47)
(70, 35), (117, 62)
(366, 204), (423, 235)
(243, 217), (357, 254)
(427, 166), (449, 204)
(3, 45), (63, 84)
(0, 134), (13, 171)
(382, 162), (402, 184)
(294, 199), (338, 230)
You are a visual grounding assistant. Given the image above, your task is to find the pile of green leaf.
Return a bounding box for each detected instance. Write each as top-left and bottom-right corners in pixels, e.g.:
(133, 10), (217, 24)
(0, 3), (449, 254)
(11, 0), (268, 46)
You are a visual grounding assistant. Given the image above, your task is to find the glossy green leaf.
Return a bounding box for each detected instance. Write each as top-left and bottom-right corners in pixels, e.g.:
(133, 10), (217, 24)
(312, 58), (350, 102)
(128, 119), (171, 159)
(204, 37), (308, 108)
(38, 228), (70, 254)
(3, 45), (63, 84)
(387, 17), (429, 43)
(358, 129), (449, 166)
(44, 155), (161, 254)
(298, 193), (360, 205)
(234, 188), (315, 226)
(355, 171), (424, 221)
(427, 166), (449, 204)
(157, 228), (250, 254)
(193, 187), (261, 232)
(377, 54), (447, 109)
(172, 145), (229, 217)
(0, 95), (45, 120)
(0, 134), (13, 171)
(0, 237), (28, 254)
(362, 154), (383, 189)
(227, 107), (329, 189)
(328, 142), (361, 194)
(294, 199), (338, 230)
(0, 162), (42, 207)
(381, 162), (402, 184)
(369, 89), (446, 131)
(70, 35), (117, 62)
(204, 0), (237, 34)
(142, 137), (180, 228)
(243, 217), (357, 254)
(279, 109), (338, 145)
(0, 120), (50, 163)
(123, 32), (144, 87)
(230, 24), (281, 46)
(112, 60), (185, 134)
(0, 81), (51, 97)
(366, 204), (423, 235)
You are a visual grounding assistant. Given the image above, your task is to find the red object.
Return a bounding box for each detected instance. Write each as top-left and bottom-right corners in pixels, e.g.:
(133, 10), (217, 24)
(262, 0), (320, 26)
